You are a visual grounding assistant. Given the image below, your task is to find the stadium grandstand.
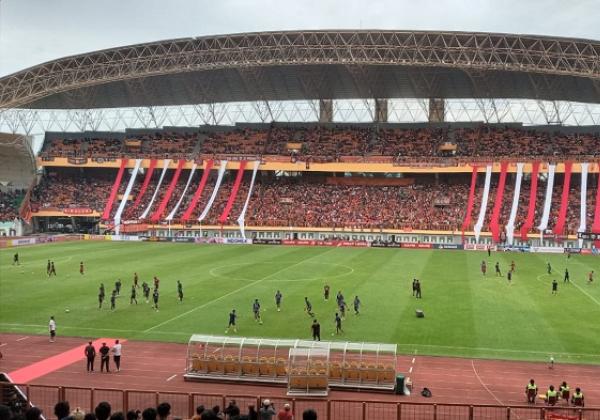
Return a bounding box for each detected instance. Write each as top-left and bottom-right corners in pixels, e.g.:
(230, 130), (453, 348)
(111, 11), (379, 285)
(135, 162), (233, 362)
(2, 24), (600, 420)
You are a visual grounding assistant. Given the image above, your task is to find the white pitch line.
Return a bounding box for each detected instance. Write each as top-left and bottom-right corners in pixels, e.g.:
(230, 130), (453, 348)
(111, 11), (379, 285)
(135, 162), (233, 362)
(16, 336), (30, 341)
(408, 367), (413, 373)
(411, 357), (415, 363)
(166, 374), (177, 382)
(471, 360), (505, 406)
(0, 343), (7, 347)
(143, 247), (338, 333)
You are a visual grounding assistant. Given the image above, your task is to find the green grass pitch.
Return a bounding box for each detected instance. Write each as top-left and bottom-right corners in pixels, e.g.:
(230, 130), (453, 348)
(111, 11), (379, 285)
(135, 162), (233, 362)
(1, 241), (599, 364)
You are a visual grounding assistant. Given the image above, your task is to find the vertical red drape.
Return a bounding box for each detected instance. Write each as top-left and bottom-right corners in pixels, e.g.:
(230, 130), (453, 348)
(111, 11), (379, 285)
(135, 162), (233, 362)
(520, 161), (541, 241)
(150, 159), (186, 222)
(101, 158), (128, 220)
(218, 161), (248, 224)
(461, 165), (479, 239)
(489, 161), (509, 243)
(592, 163), (600, 248)
(552, 161), (573, 236)
(181, 160), (214, 222)
(129, 159), (157, 213)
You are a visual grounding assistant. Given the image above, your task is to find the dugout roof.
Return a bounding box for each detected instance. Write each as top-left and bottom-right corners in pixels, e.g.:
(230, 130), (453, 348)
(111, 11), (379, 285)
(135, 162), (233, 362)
(1, 30), (600, 109)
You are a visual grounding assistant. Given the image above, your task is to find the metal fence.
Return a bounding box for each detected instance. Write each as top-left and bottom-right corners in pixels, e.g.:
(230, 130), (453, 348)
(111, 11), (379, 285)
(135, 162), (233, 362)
(1, 383), (599, 420)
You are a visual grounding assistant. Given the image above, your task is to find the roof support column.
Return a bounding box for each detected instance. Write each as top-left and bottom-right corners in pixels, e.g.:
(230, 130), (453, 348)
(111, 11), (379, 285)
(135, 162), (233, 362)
(319, 99), (333, 123)
(374, 99), (388, 122)
(428, 98), (445, 122)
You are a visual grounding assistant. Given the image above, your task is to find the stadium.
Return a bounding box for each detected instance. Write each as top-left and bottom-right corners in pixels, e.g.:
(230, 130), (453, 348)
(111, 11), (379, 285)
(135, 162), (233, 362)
(1, 13), (600, 420)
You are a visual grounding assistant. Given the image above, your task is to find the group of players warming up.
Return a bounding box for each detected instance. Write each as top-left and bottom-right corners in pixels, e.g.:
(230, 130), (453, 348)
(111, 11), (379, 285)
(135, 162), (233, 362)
(226, 285), (362, 340)
(480, 254), (594, 294)
(98, 272), (185, 311)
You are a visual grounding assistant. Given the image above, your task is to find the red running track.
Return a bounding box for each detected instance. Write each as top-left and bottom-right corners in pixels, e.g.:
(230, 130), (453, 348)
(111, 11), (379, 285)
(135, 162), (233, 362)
(1, 333), (599, 407)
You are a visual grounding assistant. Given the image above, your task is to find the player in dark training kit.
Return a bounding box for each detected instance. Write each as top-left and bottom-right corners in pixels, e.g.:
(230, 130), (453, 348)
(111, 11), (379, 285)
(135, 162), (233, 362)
(98, 284), (105, 309)
(49, 261), (56, 276)
(80, 262), (84, 275)
(252, 299), (262, 324)
(552, 279), (558, 294)
(115, 279), (122, 295)
(142, 282), (150, 302)
(47, 260), (51, 276)
(564, 269), (570, 283)
(226, 309), (237, 333)
(323, 285), (330, 301)
(335, 313), (343, 335)
(177, 281), (183, 302)
(130, 285), (137, 304)
(275, 290), (282, 312)
(353, 296), (361, 315)
(311, 319), (321, 341)
(133, 272), (139, 288)
(495, 262), (502, 277)
(304, 297), (314, 317)
(481, 261), (486, 276)
(110, 290), (117, 310)
(152, 288), (159, 311)
(13, 253), (19, 265)
(547, 262), (552, 274)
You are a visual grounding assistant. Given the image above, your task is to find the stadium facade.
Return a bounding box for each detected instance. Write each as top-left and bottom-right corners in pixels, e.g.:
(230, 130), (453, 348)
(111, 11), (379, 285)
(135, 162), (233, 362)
(0, 30), (599, 248)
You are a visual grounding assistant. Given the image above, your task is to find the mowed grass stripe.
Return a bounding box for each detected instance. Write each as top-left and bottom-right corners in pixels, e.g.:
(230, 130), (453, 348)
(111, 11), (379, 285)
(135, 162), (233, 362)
(1, 242), (599, 363)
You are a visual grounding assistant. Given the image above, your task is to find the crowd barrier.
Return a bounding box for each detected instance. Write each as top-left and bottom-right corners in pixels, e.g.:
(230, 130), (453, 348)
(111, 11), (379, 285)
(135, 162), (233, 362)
(1, 383), (598, 420)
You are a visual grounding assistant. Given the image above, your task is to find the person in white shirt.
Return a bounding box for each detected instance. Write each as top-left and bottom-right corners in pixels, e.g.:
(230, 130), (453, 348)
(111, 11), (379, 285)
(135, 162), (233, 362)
(111, 339), (122, 371)
(48, 316), (56, 342)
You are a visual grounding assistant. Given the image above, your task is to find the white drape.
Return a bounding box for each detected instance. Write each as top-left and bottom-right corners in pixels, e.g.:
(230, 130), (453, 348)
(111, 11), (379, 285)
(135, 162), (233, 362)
(140, 159), (171, 219)
(505, 163), (524, 245)
(474, 165), (493, 241)
(537, 163), (556, 238)
(114, 159), (142, 234)
(578, 163), (589, 248)
(237, 161), (260, 239)
(165, 163), (198, 221)
(198, 161), (228, 222)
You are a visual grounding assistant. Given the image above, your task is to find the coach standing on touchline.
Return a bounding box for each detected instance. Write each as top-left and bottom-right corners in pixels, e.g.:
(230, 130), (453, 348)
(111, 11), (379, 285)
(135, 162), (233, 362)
(85, 341), (96, 372)
(112, 340), (122, 372)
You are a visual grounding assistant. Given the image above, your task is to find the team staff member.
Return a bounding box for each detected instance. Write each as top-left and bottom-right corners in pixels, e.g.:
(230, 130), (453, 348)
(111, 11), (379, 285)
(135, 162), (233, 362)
(48, 316), (56, 343)
(545, 385), (558, 405)
(525, 379), (538, 404)
(84, 341), (96, 372)
(99, 342), (110, 372)
(112, 340), (122, 372)
(311, 319), (321, 341)
(571, 388), (584, 406)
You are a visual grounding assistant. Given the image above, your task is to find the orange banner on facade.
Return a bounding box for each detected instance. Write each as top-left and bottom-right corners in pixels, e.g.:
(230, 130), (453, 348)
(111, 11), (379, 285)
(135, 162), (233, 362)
(326, 177), (414, 186)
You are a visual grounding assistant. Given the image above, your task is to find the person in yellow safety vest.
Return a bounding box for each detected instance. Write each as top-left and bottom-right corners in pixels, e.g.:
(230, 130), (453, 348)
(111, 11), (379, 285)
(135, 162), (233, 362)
(526, 379), (538, 404)
(571, 388), (584, 407)
(546, 385), (558, 405)
(559, 381), (570, 403)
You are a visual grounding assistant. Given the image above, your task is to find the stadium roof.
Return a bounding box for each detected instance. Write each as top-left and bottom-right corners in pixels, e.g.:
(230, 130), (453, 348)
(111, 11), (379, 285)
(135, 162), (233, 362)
(1, 30), (599, 110)
(0, 133), (36, 188)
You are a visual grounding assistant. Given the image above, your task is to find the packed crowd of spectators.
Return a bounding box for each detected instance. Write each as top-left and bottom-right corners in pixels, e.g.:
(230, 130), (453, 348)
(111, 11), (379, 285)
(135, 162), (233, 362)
(30, 167), (598, 235)
(0, 190), (24, 222)
(40, 132), (198, 160)
(30, 174), (112, 213)
(39, 125), (600, 162)
(0, 398), (318, 420)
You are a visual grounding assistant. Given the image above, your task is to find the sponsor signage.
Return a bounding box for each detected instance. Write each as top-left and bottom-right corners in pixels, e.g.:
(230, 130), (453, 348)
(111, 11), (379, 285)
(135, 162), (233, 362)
(435, 244), (463, 250)
(530, 246), (564, 254)
(578, 232), (600, 240)
(401, 243), (433, 249)
(252, 238), (283, 245)
(282, 239), (369, 247)
(63, 207), (93, 215)
(67, 157), (88, 165)
(370, 241), (401, 248)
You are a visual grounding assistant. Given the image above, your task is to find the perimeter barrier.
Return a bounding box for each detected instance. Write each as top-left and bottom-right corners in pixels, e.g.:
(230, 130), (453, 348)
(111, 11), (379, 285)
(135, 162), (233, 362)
(1, 383), (598, 420)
